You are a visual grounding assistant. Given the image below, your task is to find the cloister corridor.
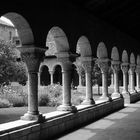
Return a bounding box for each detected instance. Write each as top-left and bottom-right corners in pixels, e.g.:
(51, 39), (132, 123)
(1, 1), (140, 140)
(55, 101), (140, 140)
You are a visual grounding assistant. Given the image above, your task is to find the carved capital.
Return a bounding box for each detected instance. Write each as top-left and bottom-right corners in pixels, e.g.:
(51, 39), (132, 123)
(129, 64), (136, 73)
(135, 66), (140, 74)
(76, 65), (84, 75)
(18, 46), (46, 73)
(57, 58), (72, 72)
(98, 60), (109, 73)
(121, 63), (129, 73)
(82, 61), (93, 73)
(111, 64), (120, 73)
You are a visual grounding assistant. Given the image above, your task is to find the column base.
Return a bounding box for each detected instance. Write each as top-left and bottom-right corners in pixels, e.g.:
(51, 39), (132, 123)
(81, 99), (95, 105)
(136, 88), (140, 93)
(122, 90), (130, 95)
(21, 112), (45, 122)
(111, 92), (122, 98)
(57, 105), (77, 113)
(129, 89), (137, 94)
(98, 95), (112, 102)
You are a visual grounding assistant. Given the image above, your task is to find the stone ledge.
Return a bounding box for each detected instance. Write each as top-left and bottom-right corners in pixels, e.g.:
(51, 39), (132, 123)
(0, 98), (124, 140)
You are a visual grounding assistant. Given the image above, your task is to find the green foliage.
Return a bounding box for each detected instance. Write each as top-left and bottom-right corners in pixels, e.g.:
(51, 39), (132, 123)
(81, 60), (112, 86)
(0, 40), (27, 86)
(38, 84), (62, 107)
(0, 85), (27, 107)
(0, 98), (11, 108)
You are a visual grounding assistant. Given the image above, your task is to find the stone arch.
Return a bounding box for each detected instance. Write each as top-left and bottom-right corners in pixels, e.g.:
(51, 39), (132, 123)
(137, 55), (140, 65)
(130, 53), (135, 64)
(53, 65), (62, 85)
(97, 42), (108, 58)
(2, 12), (34, 45)
(122, 50), (128, 63)
(111, 47), (119, 61)
(46, 26), (69, 56)
(40, 65), (50, 86)
(76, 36), (92, 57)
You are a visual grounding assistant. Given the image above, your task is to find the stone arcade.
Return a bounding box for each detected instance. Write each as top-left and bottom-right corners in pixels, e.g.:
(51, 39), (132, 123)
(0, 1), (140, 140)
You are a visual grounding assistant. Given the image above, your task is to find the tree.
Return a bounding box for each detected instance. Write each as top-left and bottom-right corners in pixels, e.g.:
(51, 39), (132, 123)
(0, 40), (27, 86)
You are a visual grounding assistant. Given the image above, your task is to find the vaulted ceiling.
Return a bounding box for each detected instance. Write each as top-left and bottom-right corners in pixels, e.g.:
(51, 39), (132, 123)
(71, 0), (140, 42)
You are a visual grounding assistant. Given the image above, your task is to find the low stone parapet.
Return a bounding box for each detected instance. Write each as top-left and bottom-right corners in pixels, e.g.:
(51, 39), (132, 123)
(0, 98), (124, 140)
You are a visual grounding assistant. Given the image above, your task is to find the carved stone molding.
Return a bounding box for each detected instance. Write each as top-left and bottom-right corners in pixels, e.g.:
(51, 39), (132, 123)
(18, 46), (47, 73)
(98, 60), (109, 73)
(76, 65), (84, 75)
(82, 61), (93, 73)
(135, 66), (140, 74)
(111, 63), (120, 73)
(121, 63), (129, 73)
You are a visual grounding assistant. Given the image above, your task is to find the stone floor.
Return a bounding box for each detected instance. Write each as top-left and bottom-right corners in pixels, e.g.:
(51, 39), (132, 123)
(55, 101), (140, 140)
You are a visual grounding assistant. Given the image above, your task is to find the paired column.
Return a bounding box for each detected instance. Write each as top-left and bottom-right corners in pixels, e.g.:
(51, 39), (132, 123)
(135, 67), (140, 92)
(49, 71), (54, 85)
(18, 46), (46, 122)
(129, 64), (136, 94)
(76, 66), (83, 87)
(81, 61), (95, 105)
(121, 63), (129, 95)
(98, 59), (112, 101)
(111, 61), (122, 98)
(57, 59), (77, 112)
(38, 72), (41, 86)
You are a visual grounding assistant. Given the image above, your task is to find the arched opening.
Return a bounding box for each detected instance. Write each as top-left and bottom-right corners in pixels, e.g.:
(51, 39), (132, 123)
(0, 12), (34, 123)
(46, 26), (69, 56)
(53, 65), (62, 85)
(40, 65), (50, 86)
(1, 12), (34, 45)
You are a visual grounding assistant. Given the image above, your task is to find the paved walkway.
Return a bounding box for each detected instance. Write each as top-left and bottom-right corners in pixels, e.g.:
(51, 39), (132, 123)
(55, 101), (140, 140)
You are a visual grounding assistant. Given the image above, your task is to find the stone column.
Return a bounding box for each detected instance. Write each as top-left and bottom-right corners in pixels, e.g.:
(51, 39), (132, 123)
(121, 63), (129, 95)
(129, 64), (136, 94)
(111, 61), (121, 98)
(81, 61), (95, 105)
(18, 46), (46, 122)
(76, 65), (83, 87)
(98, 59), (112, 101)
(57, 60), (77, 112)
(38, 72), (41, 86)
(110, 74), (114, 86)
(49, 71), (54, 85)
(135, 66), (140, 92)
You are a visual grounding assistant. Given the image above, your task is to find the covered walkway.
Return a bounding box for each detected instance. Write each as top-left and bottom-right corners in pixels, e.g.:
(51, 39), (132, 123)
(56, 101), (140, 140)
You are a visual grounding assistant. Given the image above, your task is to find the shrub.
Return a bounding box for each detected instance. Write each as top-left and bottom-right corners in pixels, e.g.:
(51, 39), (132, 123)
(38, 84), (62, 107)
(71, 90), (84, 105)
(0, 85), (27, 107)
(38, 92), (50, 106)
(0, 98), (11, 108)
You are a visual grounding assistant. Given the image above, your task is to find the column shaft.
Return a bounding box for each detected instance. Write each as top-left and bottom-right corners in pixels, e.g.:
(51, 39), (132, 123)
(123, 72), (128, 93)
(28, 72), (39, 115)
(114, 72), (119, 93)
(50, 72), (54, 85)
(62, 71), (71, 106)
(102, 72), (108, 97)
(129, 70), (136, 93)
(79, 74), (82, 87)
(136, 72), (140, 91)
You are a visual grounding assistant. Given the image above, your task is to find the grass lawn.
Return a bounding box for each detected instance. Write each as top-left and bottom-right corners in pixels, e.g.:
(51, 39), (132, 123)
(0, 106), (56, 124)
(0, 95), (102, 124)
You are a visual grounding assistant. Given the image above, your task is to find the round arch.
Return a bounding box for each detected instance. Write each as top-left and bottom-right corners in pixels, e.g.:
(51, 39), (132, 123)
(46, 26), (69, 56)
(76, 36), (92, 57)
(53, 65), (62, 85)
(40, 65), (50, 86)
(2, 12), (34, 45)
